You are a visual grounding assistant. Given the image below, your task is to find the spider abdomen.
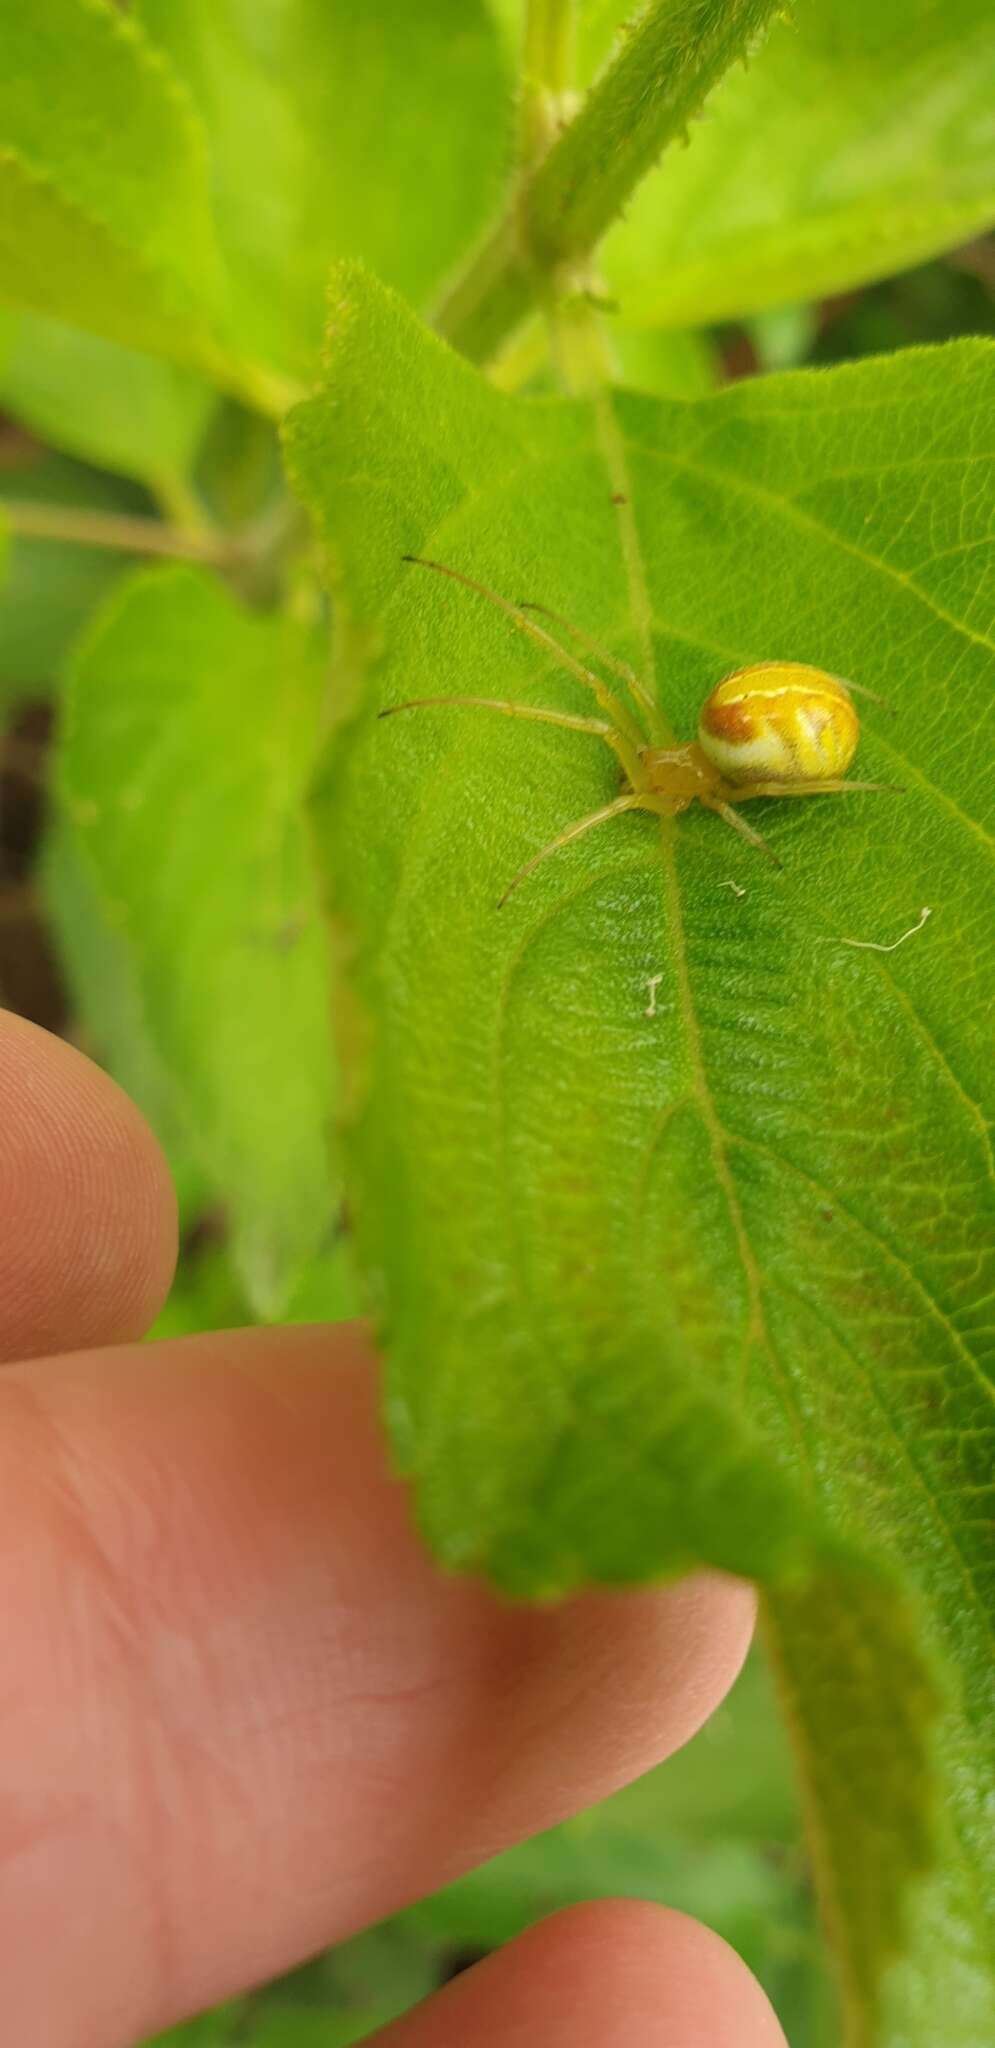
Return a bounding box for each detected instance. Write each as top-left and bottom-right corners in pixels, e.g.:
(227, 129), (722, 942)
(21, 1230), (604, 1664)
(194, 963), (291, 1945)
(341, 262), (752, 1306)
(698, 663), (859, 787)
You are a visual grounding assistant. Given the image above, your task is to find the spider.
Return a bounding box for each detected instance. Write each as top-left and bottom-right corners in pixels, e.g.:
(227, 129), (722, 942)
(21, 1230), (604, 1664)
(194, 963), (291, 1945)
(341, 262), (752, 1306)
(379, 555), (894, 904)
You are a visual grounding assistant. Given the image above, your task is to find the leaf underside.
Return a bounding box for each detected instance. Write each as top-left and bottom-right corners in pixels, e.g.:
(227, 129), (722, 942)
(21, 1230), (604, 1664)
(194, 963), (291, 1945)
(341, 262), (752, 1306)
(287, 268), (995, 2044)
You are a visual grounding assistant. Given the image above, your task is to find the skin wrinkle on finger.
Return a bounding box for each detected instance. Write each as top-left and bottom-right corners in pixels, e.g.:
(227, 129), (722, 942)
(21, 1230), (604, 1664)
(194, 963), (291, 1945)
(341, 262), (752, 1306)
(0, 1327), (754, 2047)
(0, 1011), (177, 1360)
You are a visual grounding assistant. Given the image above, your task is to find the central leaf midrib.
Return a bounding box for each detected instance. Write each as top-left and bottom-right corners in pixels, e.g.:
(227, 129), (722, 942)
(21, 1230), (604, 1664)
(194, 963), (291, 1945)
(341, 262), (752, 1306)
(592, 381), (815, 1473)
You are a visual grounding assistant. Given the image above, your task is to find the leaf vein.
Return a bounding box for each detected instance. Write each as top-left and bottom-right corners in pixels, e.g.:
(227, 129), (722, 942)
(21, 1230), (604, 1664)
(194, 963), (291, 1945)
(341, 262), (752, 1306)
(628, 435), (995, 658)
(729, 1132), (995, 1413)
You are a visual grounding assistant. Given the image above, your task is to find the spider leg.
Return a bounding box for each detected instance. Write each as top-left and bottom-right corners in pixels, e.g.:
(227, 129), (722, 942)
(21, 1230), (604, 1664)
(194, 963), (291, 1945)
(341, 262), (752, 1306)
(516, 599), (663, 735)
(703, 796), (783, 867)
(498, 792), (671, 907)
(378, 696), (632, 775)
(401, 555), (647, 756)
(829, 676), (894, 712)
(734, 778), (901, 799)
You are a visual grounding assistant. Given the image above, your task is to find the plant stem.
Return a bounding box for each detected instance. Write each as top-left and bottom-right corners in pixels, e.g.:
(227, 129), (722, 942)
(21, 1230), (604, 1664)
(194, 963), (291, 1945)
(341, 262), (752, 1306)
(221, 355), (305, 423)
(2, 498), (229, 564)
(547, 291), (618, 397)
(151, 470), (217, 541)
(488, 313), (549, 393)
(519, 0), (576, 166)
(523, 0), (575, 95)
(435, 0), (781, 364)
(2, 484), (311, 605)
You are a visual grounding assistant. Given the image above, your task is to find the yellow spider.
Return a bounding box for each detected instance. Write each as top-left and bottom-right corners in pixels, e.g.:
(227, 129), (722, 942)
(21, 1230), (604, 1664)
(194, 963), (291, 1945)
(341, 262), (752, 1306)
(381, 556), (894, 902)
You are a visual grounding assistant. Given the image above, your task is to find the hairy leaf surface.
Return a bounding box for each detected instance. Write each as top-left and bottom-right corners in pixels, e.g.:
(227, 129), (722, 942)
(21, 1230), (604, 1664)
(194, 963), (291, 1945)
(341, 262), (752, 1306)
(58, 565), (337, 1314)
(287, 270), (995, 2042)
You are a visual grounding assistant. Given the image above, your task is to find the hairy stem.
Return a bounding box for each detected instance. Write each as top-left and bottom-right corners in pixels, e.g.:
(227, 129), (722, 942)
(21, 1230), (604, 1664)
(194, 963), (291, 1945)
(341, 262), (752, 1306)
(435, 0), (782, 364)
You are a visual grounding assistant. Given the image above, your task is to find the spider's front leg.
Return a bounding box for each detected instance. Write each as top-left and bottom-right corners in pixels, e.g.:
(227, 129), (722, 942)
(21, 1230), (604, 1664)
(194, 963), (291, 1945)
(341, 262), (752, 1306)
(700, 794), (782, 865)
(498, 791), (676, 906)
(378, 694), (646, 789)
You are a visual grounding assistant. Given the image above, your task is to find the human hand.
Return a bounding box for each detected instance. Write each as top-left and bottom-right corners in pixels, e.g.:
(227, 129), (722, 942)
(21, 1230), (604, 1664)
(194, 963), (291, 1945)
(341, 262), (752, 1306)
(0, 1010), (785, 2046)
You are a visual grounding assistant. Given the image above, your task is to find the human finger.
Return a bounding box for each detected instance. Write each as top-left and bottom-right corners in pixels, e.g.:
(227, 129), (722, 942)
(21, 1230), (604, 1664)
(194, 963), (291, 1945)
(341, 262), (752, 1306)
(371, 1901), (787, 2046)
(0, 1009), (177, 1360)
(0, 1322), (754, 2046)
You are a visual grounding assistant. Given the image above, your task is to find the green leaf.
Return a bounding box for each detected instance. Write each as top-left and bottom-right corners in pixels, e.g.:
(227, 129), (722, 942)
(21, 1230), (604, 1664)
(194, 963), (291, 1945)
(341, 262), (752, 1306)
(144, 2012), (242, 2048)
(0, 310), (215, 509)
(148, 2005), (410, 2048)
(281, 1241), (358, 1327)
(286, 268), (995, 2042)
(134, 0), (512, 380)
(57, 565), (338, 1316)
(146, 1246), (246, 1344)
(2, 1), (511, 404)
(602, 0), (995, 327)
(607, 319), (720, 399)
(0, 451), (139, 702)
(0, 0), (273, 397)
(147, 1237), (358, 1342)
(41, 817), (212, 1227)
(236, 2014), (406, 2048)
(747, 303), (820, 373)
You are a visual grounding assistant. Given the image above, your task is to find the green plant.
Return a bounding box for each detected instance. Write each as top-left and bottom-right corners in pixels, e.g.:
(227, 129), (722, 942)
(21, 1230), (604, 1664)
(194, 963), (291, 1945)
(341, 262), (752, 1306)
(1, 4), (993, 2045)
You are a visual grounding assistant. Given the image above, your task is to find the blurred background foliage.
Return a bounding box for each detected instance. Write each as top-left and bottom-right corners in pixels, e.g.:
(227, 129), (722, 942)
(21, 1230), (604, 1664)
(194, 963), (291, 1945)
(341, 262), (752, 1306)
(0, 0), (992, 2039)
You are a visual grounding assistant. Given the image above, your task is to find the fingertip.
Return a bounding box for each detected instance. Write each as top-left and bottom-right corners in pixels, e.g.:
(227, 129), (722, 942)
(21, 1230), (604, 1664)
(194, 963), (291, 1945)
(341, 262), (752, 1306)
(535, 1901), (788, 2044)
(381, 1898), (788, 2045)
(482, 1566), (755, 1845)
(0, 1011), (178, 1359)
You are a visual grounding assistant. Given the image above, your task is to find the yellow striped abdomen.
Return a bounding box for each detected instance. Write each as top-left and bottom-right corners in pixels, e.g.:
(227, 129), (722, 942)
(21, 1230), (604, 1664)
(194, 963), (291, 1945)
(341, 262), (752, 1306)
(697, 663), (859, 787)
